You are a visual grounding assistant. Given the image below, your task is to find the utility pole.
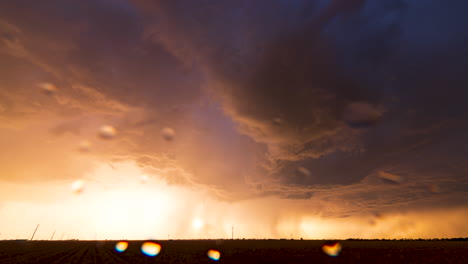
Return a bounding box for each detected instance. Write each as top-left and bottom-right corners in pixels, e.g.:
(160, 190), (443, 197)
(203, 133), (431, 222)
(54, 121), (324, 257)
(50, 230), (56, 241)
(30, 224), (40, 241)
(231, 225), (234, 240)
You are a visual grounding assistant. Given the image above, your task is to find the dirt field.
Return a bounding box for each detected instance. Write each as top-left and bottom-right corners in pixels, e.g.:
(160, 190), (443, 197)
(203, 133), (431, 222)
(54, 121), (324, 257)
(0, 239), (466, 263)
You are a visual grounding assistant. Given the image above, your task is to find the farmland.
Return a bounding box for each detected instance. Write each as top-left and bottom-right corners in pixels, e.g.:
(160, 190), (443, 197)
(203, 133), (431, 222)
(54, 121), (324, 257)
(0, 239), (467, 263)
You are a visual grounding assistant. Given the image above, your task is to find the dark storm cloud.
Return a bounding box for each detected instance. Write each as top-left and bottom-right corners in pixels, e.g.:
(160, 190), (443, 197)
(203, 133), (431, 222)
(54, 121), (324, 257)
(138, 0), (468, 201)
(0, 0), (201, 114)
(140, 0), (406, 160)
(1, 0), (467, 210)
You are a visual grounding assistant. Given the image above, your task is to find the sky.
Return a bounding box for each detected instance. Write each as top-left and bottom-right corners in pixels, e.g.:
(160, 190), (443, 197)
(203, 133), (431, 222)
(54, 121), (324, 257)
(0, 0), (467, 240)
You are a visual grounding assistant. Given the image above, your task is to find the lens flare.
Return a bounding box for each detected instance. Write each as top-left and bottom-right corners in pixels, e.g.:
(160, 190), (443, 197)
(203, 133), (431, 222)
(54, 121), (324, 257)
(98, 125), (117, 139)
(115, 241), (128, 253)
(322, 242), (342, 257)
(141, 242), (161, 257)
(207, 249), (221, 261)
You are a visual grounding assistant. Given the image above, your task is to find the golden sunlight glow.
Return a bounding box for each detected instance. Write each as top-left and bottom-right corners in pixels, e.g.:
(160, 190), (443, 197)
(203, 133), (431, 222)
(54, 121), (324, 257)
(192, 218), (204, 230)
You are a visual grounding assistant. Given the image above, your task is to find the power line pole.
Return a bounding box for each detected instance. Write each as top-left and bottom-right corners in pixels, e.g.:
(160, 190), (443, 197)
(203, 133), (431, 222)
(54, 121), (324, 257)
(50, 230), (56, 241)
(232, 225), (234, 240)
(30, 224), (40, 241)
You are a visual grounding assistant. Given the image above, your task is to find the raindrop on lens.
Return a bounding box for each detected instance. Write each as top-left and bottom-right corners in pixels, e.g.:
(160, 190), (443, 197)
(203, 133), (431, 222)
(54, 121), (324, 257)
(296, 167), (311, 177)
(71, 180), (84, 194)
(98, 125), (117, 139)
(78, 140), (91, 152)
(38, 82), (57, 95)
(273, 117), (283, 126)
(428, 184), (440, 194)
(378, 171), (404, 184)
(322, 242), (342, 257)
(140, 175), (149, 184)
(161, 127), (175, 141)
(207, 249), (221, 261)
(141, 242), (161, 257)
(115, 241), (128, 253)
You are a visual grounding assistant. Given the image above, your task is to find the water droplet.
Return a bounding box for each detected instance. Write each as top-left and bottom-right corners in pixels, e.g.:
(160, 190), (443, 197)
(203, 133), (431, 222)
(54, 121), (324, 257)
(322, 242), (342, 257)
(115, 241), (128, 253)
(141, 242), (161, 257)
(98, 125), (117, 139)
(207, 249), (221, 261)
(427, 184), (440, 194)
(344, 102), (383, 128)
(78, 140), (91, 152)
(272, 117), (283, 126)
(161, 127), (175, 141)
(140, 175), (149, 184)
(378, 171), (404, 184)
(296, 167), (311, 177)
(38, 82), (57, 95)
(71, 180), (84, 194)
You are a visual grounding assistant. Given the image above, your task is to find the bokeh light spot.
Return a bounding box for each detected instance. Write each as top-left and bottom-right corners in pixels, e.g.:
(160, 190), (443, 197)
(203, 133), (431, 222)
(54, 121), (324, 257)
(98, 125), (117, 139)
(161, 127), (175, 141)
(141, 242), (161, 257)
(322, 242), (342, 257)
(115, 241), (128, 253)
(207, 249), (221, 261)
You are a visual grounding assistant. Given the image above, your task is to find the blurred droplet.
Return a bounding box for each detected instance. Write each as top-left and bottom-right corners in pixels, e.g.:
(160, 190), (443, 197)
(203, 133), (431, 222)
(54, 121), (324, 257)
(140, 175), (149, 184)
(141, 242), (161, 257)
(98, 125), (117, 139)
(322, 242), (342, 257)
(344, 102), (383, 128)
(427, 184), (440, 194)
(161, 127), (175, 141)
(71, 180), (84, 194)
(115, 241), (128, 253)
(78, 140), (91, 152)
(296, 167), (311, 177)
(378, 171), (404, 184)
(273, 117), (283, 126)
(38, 82), (57, 95)
(207, 249), (221, 261)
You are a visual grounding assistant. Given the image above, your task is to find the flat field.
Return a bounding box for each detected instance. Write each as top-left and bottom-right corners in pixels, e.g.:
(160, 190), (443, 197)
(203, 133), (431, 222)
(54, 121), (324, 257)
(0, 240), (466, 264)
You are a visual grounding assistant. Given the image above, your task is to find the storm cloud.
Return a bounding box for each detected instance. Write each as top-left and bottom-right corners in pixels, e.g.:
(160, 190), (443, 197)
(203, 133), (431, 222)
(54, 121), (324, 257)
(0, 0), (467, 221)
